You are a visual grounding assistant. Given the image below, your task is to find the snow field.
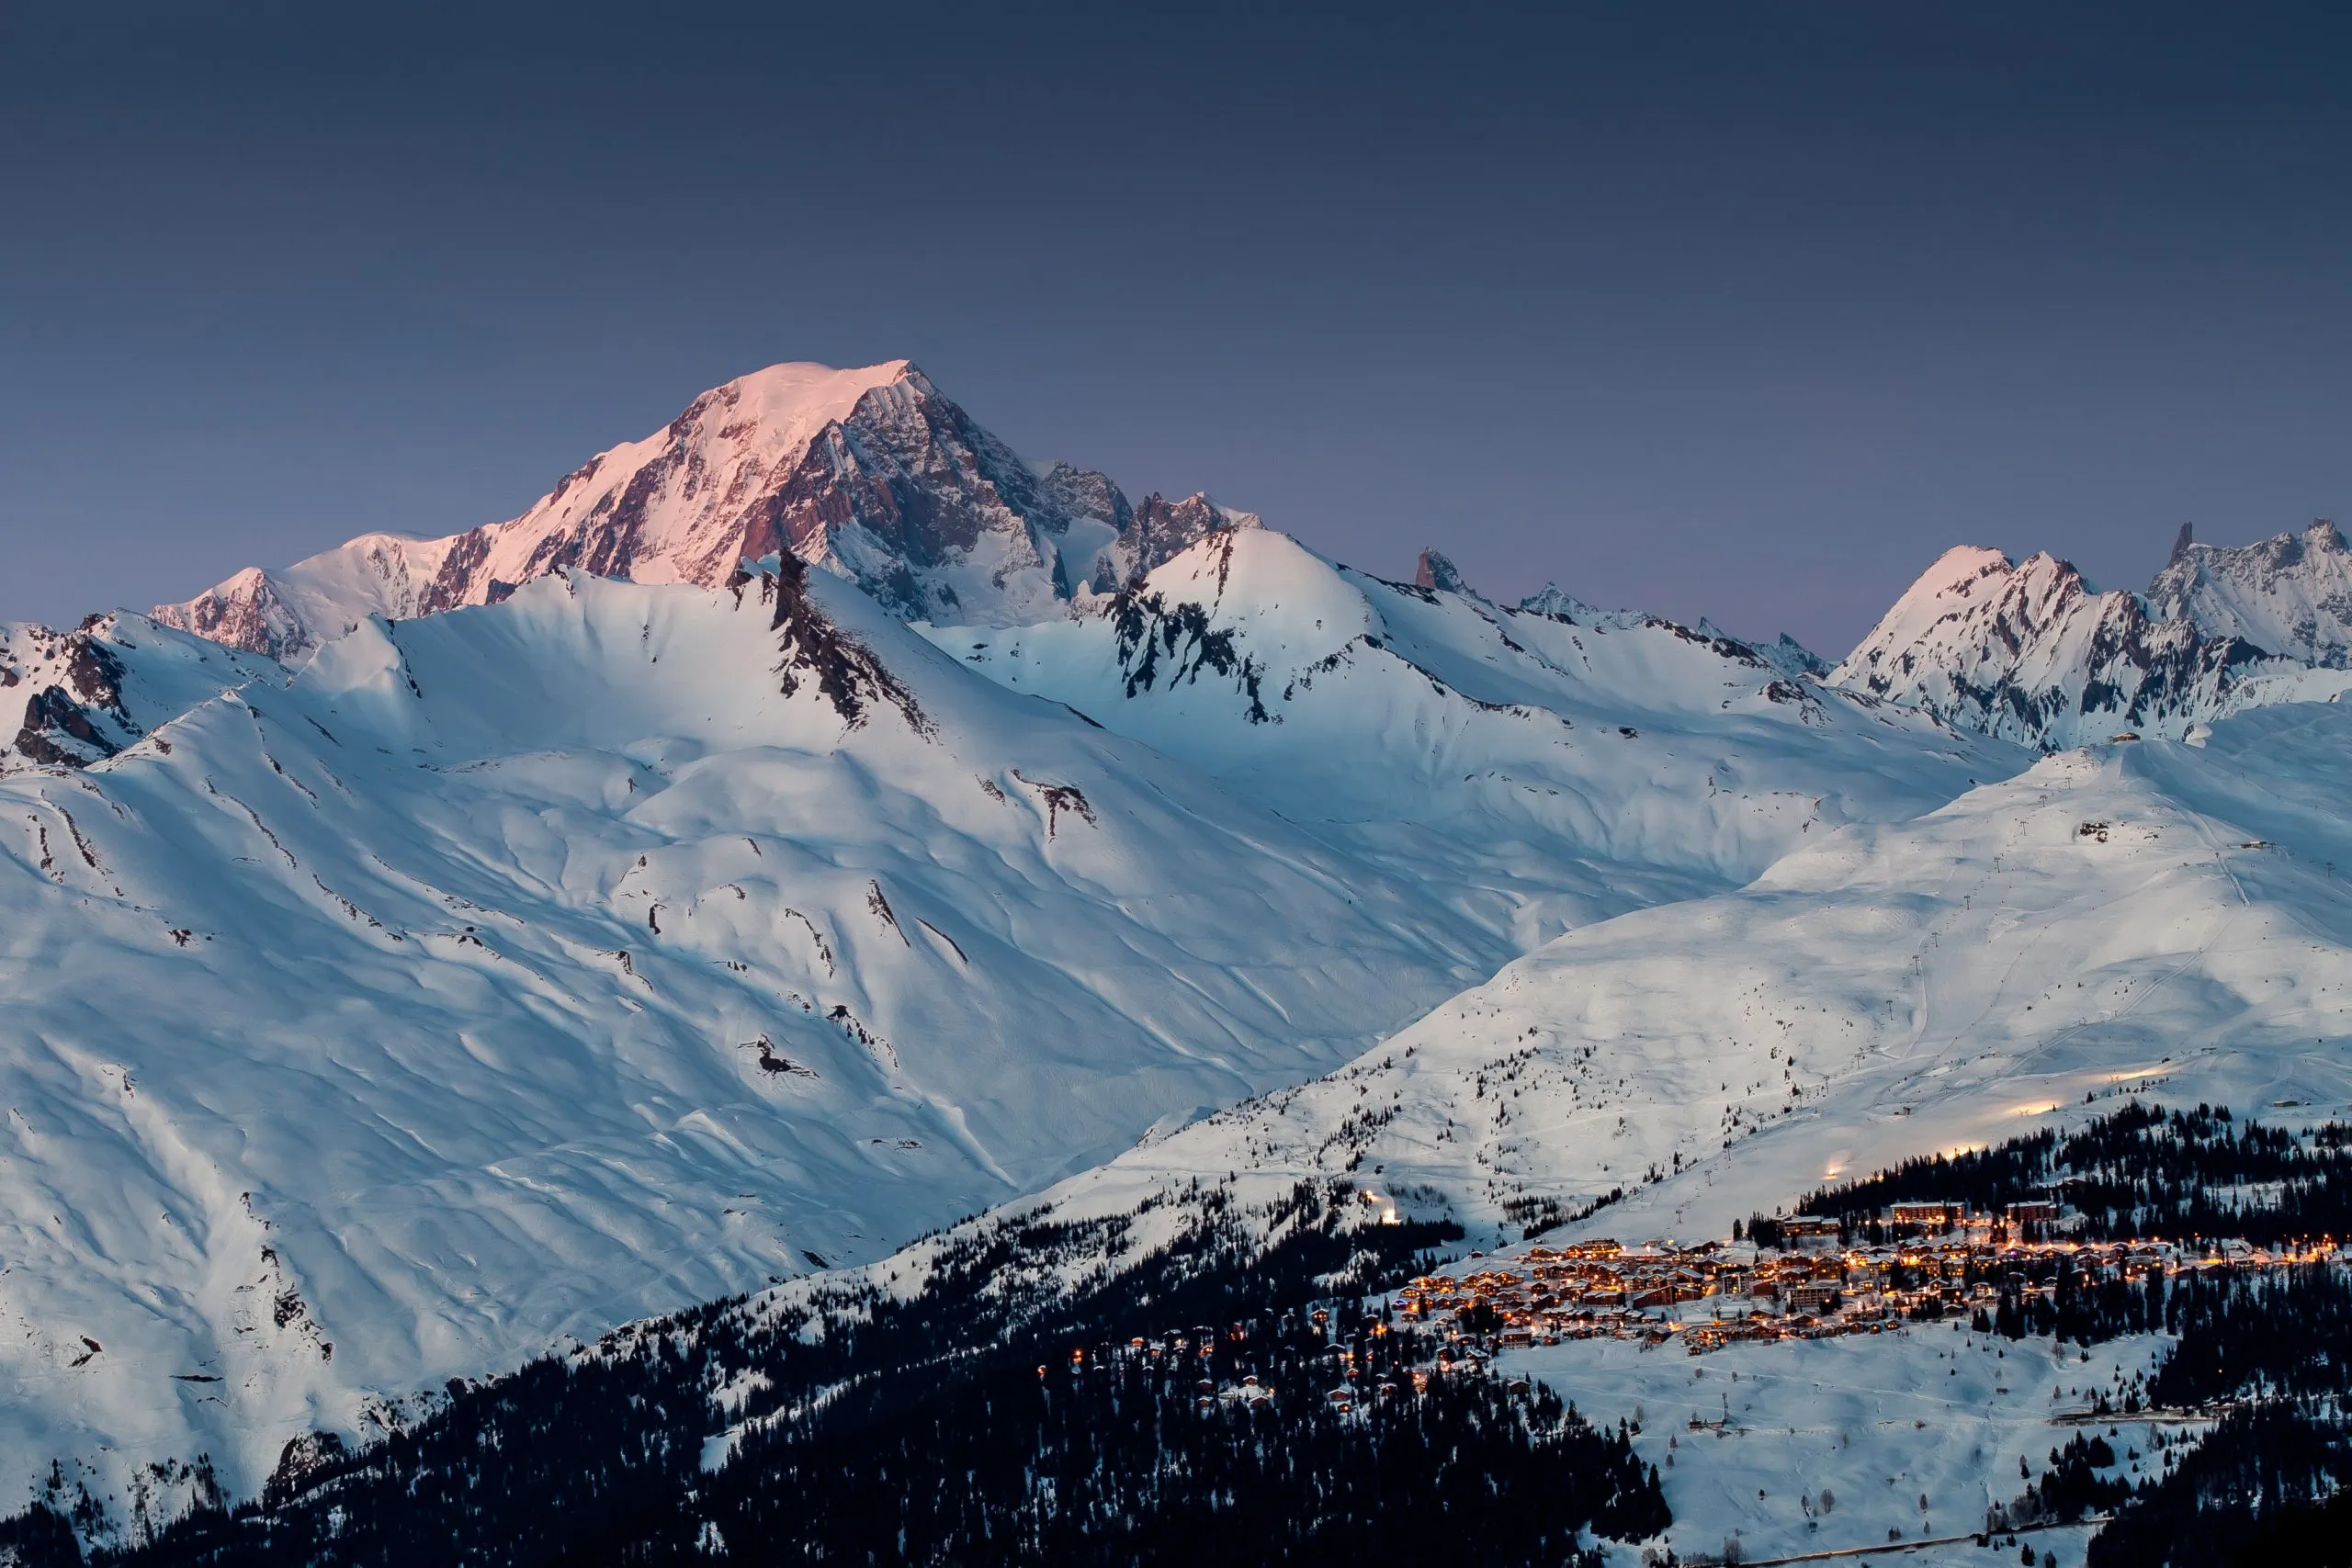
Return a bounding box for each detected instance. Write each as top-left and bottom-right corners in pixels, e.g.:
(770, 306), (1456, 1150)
(1512, 1328), (2179, 1567)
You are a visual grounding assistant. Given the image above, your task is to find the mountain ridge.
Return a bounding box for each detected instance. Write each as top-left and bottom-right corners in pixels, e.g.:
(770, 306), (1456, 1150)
(1829, 535), (2352, 748)
(150, 362), (1232, 663)
(4, 557), (1561, 1503)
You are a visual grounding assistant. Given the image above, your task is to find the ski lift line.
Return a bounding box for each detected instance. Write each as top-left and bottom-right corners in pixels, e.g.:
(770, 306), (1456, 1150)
(1896, 820), (2032, 1065)
(2179, 804), (2253, 910)
(2008, 906), (2242, 1079)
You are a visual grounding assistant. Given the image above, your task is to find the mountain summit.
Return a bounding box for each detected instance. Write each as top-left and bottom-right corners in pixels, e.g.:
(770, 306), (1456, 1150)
(1830, 531), (2352, 748)
(2147, 518), (2352, 669)
(152, 362), (1216, 661)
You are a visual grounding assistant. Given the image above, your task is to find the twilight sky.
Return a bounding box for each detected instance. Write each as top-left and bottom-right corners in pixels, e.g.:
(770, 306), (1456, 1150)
(3, 2), (2347, 657)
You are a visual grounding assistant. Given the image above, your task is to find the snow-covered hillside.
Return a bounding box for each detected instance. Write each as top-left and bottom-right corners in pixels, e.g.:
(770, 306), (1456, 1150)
(1510, 1326), (2171, 1566)
(1, 533), (2037, 1510)
(676, 695), (2352, 1564)
(1078, 702), (2352, 1247)
(927, 527), (2026, 942)
(35, 352), (2352, 1552)
(2, 615), (282, 773)
(151, 362), (1226, 662)
(3, 560), (1588, 1499)
(1829, 545), (2352, 749)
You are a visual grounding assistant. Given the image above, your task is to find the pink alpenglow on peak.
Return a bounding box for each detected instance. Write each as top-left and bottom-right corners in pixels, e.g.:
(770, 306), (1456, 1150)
(152, 361), (1218, 663)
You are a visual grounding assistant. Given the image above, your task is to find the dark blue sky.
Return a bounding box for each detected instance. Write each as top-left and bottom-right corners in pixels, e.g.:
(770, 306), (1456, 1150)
(4, 3), (2347, 655)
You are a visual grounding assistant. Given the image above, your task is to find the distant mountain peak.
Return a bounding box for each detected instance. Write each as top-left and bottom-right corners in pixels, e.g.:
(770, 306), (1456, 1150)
(1694, 620), (1829, 681)
(1832, 530), (2352, 747)
(2148, 518), (2352, 668)
(1084, 492), (1260, 594)
(1514, 582), (1652, 632)
(1413, 549), (1471, 595)
(152, 362), (1231, 661)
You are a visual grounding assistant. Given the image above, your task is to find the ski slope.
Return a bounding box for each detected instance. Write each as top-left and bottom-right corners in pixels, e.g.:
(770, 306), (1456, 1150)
(1059, 698), (2352, 1256)
(1510, 1327), (2177, 1567)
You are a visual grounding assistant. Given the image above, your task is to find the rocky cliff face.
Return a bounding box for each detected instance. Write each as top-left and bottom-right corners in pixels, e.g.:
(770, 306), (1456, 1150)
(1082, 492), (1261, 593)
(1413, 548), (1472, 594)
(2147, 520), (2352, 668)
(155, 363), (1229, 661)
(2, 621), (131, 767)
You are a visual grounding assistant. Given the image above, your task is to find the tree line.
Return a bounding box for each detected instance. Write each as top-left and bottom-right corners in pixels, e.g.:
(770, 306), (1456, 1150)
(15, 1179), (1667, 1566)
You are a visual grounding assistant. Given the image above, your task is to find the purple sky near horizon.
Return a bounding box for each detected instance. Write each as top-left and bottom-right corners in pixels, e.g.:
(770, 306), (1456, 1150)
(3, 2), (2347, 658)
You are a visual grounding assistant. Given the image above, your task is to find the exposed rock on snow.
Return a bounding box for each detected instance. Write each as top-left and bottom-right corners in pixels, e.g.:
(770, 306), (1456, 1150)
(1697, 621), (1829, 682)
(2147, 519), (2352, 669)
(1414, 548), (1472, 595)
(1, 615), (283, 774)
(1082, 491), (1260, 595)
(1829, 545), (2352, 749)
(741, 552), (930, 734)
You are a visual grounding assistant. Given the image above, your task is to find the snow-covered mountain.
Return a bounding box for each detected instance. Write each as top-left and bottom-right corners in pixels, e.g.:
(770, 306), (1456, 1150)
(3, 516), (2030, 1506)
(1080, 491), (1262, 597)
(138, 355), (2352, 761)
(924, 527), (2023, 944)
(151, 362), (1234, 663)
(1828, 544), (2352, 749)
(729, 695), (2352, 1563)
(2, 615), (282, 773)
(0, 528), (2038, 1509)
(416, 690), (2347, 1568)
(2148, 518), (2352, 669)
(27, 352), (2352, 1551)
(4, 560), (1537, 1499)
(1075, 700), (2352, 1247)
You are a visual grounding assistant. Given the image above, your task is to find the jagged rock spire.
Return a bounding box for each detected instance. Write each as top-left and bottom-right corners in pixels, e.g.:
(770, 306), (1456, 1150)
(1415, 549), (1469, 594)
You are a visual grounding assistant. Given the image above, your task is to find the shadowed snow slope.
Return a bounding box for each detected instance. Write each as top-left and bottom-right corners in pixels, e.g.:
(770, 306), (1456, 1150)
(0, 563), (1548, 1497)
(928, 527), (2028, 944)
